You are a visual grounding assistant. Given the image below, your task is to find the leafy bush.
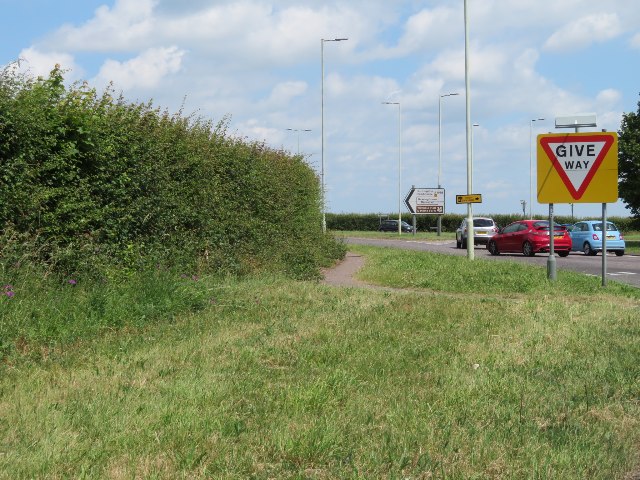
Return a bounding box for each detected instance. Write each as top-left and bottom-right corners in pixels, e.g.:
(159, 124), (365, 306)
(0, 65), (344, 280)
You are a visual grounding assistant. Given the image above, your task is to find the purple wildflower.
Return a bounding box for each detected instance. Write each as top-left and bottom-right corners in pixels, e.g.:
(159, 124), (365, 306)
(5, 290), (14, 298)
(68, 279), (77, 285)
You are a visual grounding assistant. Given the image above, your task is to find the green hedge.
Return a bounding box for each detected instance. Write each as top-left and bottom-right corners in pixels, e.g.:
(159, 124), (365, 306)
(0, 65), (344, 279)
(327, 212), (640, 232)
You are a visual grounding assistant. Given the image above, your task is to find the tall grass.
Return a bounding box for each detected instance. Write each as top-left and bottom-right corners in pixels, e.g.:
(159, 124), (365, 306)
(0, 266), (212, 361)
(1, 247), (639, 478)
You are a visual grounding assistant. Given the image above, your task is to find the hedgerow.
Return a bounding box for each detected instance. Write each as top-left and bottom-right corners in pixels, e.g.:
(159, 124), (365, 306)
(327, 212), (640, 232)
(0, 65), (344, 280)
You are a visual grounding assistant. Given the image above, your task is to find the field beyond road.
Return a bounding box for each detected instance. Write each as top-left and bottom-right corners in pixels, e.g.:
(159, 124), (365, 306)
(2, 246), (640, 478)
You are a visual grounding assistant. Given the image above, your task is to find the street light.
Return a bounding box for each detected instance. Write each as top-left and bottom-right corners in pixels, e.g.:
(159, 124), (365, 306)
(437, 92), (459, 236)
(286, 128), (312, 154)
(321, 37), (348, 234)
(463, 0), (473, 260)
(383, 101), (402, 235)
(529, 118), (545, 219)
(471, 123), (479, 192)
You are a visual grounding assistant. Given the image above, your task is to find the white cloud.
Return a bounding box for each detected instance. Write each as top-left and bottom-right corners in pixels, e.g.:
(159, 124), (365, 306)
(631, 33), (640, 49)
(93, 46), (185, 90)
(16, 47), (82, 80)
(51, 0), (156, 52)
(544, 13), (622, 52)
(396, 6), (460, 54)
(265, 81), (308, 106)
(596, 88), (621, 107)
(46, 1), (369, 69)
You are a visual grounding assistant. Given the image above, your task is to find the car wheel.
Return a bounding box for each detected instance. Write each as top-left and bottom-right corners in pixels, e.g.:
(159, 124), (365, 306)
(461, 237), (467, 249)
(558, 251), (569, 257)
(456, 237), (461, 249)
(583, 242), (597, 256)
(615, 250), (625, 257)
(488, 240), (500, 256)
(522, 241), (535, 257)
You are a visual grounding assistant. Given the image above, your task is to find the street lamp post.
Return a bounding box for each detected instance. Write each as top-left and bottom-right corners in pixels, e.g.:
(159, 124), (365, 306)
(437, 92), (459, 236)
(321, 37), (348, 234)
(529, 118), (545, 219)
(463, 0), (474, 260)
(383, 101), (402, 235)
(471, 123), (479, 191)
(286, 128), (312, 154)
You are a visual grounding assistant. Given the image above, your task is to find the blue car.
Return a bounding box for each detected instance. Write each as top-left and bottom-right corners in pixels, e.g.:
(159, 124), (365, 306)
(568, 220), (625, 256)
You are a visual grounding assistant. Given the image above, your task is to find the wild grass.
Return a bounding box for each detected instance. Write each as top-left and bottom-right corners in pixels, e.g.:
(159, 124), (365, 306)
(1, 247), (639, 479)
(0, 267), (212, 361)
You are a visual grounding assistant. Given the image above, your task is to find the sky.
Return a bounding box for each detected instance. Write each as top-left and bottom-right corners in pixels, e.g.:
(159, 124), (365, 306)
(2, 0), (640, 219)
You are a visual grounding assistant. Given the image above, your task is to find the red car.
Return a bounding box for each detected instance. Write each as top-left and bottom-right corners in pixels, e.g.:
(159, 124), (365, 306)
(487, 220), (572, 257)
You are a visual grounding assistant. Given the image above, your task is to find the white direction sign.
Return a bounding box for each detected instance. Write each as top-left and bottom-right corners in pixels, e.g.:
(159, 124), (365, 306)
(404, 187), (445, 215)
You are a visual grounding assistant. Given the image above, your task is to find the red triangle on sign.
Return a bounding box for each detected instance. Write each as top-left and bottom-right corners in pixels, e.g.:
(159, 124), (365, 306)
(539, 134), (614, 200)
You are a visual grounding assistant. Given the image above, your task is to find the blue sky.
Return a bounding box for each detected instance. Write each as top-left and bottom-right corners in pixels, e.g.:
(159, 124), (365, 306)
(3, 0), (640, 218)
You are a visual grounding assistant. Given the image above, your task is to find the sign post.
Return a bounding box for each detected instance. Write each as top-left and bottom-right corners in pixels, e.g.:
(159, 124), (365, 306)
(537, 130), (618, 283)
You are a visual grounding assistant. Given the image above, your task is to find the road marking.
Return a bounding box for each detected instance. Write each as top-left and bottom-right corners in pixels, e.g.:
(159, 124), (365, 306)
(608, 272), (637, 276)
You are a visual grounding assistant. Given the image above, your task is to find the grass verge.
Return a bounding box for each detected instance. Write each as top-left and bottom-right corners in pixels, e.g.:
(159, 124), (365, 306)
(1, 247), (639, 479)
(349, 244), (640, 296)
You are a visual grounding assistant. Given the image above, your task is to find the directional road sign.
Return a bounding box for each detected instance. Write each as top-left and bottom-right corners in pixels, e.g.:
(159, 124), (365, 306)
(404, 187), (445, 215)
(537, 132), (618, 203)
(455, 194), (482, 204)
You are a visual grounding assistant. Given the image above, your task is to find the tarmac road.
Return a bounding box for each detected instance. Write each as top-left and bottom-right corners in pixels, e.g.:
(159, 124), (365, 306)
(344, 236), (640, 288)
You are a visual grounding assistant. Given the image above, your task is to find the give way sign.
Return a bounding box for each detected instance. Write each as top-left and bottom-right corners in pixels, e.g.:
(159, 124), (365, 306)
(537, 132), (618, 203)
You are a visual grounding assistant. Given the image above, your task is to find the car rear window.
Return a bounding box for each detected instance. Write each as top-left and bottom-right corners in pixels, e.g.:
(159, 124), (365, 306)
(593, 223), (617, 231)
(532, 221), (549, 229)
(473, 219), (494, 227)
(532, 221), (565, 230)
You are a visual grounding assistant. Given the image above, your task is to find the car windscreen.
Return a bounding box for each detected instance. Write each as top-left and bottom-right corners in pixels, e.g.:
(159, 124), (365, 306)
(473, 219), (494, 227)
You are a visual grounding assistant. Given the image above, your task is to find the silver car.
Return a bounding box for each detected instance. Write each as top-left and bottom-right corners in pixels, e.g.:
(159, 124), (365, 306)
(456, 217), (499, 248)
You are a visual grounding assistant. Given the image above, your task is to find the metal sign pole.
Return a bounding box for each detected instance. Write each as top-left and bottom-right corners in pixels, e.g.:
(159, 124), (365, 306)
(547, 203), (557, 281)
(602, 203), (607, 287)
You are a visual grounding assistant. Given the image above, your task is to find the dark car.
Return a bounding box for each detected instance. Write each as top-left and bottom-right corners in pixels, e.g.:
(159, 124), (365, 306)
(487, 220), (572, 257)
(379, 219), (413, 233)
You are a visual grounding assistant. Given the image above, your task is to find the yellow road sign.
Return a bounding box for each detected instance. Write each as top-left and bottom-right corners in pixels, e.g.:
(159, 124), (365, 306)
(456, 194), (482, 204)
(537, 132), (618, 203)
